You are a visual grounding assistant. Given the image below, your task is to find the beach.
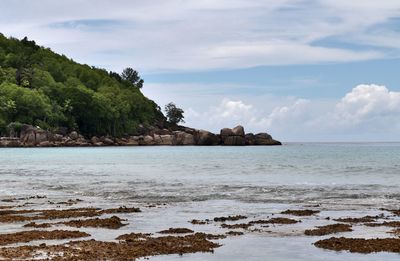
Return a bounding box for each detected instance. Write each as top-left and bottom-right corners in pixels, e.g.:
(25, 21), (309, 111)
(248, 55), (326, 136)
(1, 144), (400, 260)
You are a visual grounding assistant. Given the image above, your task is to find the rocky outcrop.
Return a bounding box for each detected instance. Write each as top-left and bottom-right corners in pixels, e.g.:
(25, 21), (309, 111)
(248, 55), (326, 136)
(174, 131), (195, 145)
(196, 130), (220, 145)
(245, 133), (282, 146)
(0, 124), (281, 147)
(0, 137), (21, 147)
(220, 125), (246, 145)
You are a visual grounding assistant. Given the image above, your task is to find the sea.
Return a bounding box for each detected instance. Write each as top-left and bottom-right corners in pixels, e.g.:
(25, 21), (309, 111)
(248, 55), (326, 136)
(1, 143), (400, 260)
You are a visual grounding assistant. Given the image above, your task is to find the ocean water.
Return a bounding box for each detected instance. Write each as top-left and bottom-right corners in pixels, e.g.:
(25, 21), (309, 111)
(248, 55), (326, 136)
(1, 143), (400, 260)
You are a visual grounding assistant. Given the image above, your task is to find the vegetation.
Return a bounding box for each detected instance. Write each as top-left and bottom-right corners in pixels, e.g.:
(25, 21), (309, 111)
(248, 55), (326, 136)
(165, 102), (184, 125)
(0, 34), (164, 137)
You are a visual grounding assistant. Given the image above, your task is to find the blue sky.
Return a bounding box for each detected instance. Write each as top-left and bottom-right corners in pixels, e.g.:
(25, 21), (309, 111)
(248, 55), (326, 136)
(1, 0), (400, 141)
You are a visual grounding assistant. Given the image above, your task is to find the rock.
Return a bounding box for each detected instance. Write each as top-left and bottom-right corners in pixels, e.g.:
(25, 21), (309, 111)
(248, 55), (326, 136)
(102, 137), (115, 146)
(174, 131), (195, 145)
(20, 124), (35, 138)
(0, 138), (20, 147)
(196, 130), (220, 145)
(220, 126), (245, 145)
(69, 131), (78, 140)
(220, 128), (235, 141)
(245, 133), (255, 145)
(64, 140), (77, 147)
(19, 125), (52, 146)
(143, 135), (154, 145)
(160, 135), (174, 145)
(182, 134), (195, 145)
(35, 130), (50, 143)
(38, 141), (52, 147)
(77, 141), (90, 147)
(91, 136), (100, 144)
(158, 129), (171, 135)
(223, 136), (246, 146)
(3, 123), (281, 147)
(153, 135), (174, 145)
(22, 132), (36, 145)
(131, 136), (140, 141)
(153, 135), (161, 144)
(254, 133), (281, 145)
(232, 125), (245, 137)
(116, 138), (128, 146)
(126, 137), (139, 146)
(51, 134), (64, 142)
(62, 137), (71, 143)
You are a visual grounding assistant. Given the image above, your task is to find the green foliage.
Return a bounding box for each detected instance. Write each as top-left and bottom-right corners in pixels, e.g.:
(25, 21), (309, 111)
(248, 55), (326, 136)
(165, 102), (185, 125)
(121, 67), (144, 88)
(0, 33), (164, 136)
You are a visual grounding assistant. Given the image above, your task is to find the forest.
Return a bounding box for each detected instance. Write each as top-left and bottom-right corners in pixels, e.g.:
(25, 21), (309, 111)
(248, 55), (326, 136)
(0, 34), (165, 137)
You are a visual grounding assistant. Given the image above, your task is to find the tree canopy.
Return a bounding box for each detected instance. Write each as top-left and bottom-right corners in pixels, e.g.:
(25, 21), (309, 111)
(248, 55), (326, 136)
(165, 102), (185, 125)
(121, 67), (144, 89)
(0, 34), (164, 137)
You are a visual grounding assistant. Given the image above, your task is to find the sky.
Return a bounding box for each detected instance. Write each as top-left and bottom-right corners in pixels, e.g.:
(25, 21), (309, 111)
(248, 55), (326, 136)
(1, 0), (400, 141)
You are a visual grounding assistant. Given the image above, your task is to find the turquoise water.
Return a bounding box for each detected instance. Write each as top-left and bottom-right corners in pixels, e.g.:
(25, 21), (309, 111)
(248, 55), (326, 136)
(1, 143), (400, 260)
(1, 143), (400, 207)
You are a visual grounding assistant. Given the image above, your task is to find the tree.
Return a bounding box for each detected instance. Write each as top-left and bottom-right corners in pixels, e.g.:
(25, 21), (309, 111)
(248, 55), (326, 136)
(164, 102), (184, 125)
(121, 67), (144, 88)
(0, 35), (163, 137)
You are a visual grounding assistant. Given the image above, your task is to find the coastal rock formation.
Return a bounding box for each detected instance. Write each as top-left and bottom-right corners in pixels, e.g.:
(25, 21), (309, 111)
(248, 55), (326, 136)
(245, 133), (281, 146)
(174, 131), (195, 145)
(220, 125), (246, 146)
(196, 130), (220, 145)
(0, 124), (281, 147)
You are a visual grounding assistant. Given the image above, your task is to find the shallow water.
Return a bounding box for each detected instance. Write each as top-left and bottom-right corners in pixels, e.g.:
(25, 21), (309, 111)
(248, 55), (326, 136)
(1, 143), (400, 260)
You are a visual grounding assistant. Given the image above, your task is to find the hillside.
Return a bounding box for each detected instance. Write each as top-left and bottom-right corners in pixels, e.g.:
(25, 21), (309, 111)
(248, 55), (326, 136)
(0, 34), (164, 137)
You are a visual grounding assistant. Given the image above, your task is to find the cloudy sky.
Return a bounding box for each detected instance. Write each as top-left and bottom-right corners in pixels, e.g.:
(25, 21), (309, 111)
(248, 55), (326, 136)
(2, 0), (400, 141)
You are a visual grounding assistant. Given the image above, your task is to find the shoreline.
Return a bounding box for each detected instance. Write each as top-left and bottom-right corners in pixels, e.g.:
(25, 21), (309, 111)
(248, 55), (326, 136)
(0, 124), (281, 148)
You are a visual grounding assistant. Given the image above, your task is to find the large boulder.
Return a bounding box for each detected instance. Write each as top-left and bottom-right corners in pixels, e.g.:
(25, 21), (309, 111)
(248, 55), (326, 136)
(174, 131), (195, 145)
(35, 130), (50, 143)
(20, 124), (35, 139)
(254, 133), (281, 145)
(220, 128), (235, 141)
(51, 134), (64, 142)
(196, 130), (220, 145)
(142, 135), (154, 145)
(91, 136), (100, 144)
(69, 131), (79, 140)
(102, 137), (115, 146)
(245, 133), (255, 145)
(126, 136), (139, 146)
(22, 132), (36, 145)
(232, 125), (245, 137)
(220, 125), (245, 145)
(115, 138), (128, 146)
(20, 125), (51, 146)
(223, 136), (246, 146)
(153, 134), (174, 145)
(155, 134), (174, 145)
(157, 129), (172, 135)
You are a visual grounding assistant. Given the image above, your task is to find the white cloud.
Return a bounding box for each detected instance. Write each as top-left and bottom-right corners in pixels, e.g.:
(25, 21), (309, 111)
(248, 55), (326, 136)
(334, 84), (400, 127)
(178, 84), (400, 141)
(256, 99), (311, 129)
(215, 99), (253, 118)
(1, 0), (399, 72)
